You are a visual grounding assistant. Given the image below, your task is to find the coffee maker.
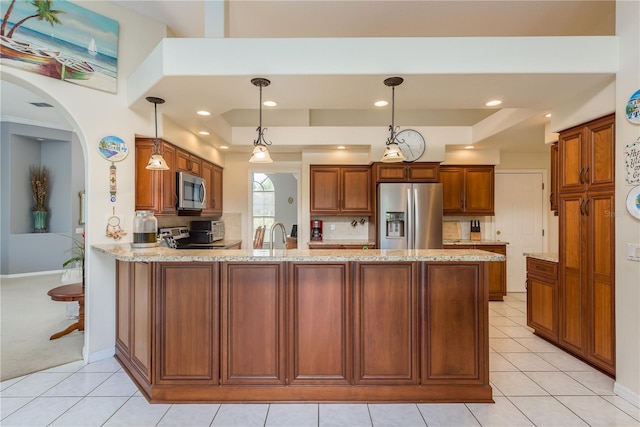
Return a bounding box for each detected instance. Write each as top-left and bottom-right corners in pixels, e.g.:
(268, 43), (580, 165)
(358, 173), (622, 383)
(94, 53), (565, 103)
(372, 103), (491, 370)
(310, 220), (323, 241)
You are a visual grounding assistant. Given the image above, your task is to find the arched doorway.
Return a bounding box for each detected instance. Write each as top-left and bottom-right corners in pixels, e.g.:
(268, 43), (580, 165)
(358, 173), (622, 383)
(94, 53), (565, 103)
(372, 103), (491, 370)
(0, 78), (87, 380)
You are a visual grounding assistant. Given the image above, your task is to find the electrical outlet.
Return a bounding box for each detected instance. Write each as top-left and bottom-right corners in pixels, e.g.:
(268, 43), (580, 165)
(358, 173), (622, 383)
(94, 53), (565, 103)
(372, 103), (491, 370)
(628, 243), (640, 262)
(330, 224), (336, 231)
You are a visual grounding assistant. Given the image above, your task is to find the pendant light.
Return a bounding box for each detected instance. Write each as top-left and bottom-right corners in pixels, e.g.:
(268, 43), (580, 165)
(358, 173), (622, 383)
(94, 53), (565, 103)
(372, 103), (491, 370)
(380, 76), (406, 163)
(249, 77), (273, 163)
(145, 96), (170, 170)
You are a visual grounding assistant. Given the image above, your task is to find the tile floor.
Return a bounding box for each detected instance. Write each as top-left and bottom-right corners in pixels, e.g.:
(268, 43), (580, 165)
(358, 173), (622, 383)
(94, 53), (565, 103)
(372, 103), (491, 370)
(1, 293), (639, 426)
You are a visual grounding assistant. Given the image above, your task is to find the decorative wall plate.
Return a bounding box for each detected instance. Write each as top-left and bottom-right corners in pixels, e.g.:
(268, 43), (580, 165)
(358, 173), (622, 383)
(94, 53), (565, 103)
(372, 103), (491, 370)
(98, 135), (128, 162)
(626, 186), (640, 220)
(625, 89), (640, 124)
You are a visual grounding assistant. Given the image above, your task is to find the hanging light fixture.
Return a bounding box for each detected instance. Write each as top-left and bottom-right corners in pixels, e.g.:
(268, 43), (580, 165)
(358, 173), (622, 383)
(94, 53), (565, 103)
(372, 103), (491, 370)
(145, 96), (170, 170)
(380, 76), (406, 163)
(249, 77), (273, 163)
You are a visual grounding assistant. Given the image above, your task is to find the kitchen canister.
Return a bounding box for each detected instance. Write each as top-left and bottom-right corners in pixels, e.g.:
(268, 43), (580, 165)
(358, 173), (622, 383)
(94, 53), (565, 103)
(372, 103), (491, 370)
(131, 210), (158, 248)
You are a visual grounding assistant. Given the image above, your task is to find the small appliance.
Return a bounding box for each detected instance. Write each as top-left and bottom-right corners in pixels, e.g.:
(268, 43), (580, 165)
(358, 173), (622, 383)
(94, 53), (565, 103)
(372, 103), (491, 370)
(159, 225), (227, 249)
(177, 171), (205, 210)
(190, 220), (225, 243)
(310, 220), (322, 241)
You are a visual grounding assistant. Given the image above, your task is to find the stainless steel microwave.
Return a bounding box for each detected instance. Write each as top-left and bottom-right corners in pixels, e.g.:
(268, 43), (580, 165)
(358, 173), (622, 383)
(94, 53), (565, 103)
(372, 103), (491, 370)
(177, 171), (205, 210)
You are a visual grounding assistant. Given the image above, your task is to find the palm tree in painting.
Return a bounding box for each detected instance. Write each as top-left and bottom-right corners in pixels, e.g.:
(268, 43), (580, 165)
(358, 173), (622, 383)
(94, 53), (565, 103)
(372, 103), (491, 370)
(1, 0), (64, 38)
(0, 0), (19, 36)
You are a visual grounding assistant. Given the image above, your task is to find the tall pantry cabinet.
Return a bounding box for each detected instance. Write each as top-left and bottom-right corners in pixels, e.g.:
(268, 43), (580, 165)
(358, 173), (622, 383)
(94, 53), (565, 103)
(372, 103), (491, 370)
(557, 113), (615, 376)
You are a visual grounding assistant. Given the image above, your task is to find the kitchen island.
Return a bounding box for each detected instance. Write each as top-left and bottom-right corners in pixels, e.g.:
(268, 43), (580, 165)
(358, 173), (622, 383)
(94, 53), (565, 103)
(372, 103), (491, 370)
(93, 244), (504, 403)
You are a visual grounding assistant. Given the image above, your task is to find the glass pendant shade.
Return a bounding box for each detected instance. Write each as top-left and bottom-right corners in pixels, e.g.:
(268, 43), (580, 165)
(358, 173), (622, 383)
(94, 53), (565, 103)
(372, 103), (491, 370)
(146, 153), (170, 170)
(249, 144), (273, 163)
(145, 96), (169, 170)
(381, 143), (406, 163)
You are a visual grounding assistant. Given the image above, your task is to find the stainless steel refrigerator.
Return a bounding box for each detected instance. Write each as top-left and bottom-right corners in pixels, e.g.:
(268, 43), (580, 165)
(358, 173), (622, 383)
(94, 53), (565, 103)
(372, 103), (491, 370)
(378, 183), (443, 249)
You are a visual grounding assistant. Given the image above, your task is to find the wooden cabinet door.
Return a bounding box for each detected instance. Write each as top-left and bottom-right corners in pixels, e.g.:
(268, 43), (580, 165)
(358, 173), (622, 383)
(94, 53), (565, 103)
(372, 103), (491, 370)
(288, 262), (351, 385)
(526, 258), (558, 342)
(115, 261), (132, 358)
(422, 263), (487, 385)
(464, 166), (494, 215)
(155, 263), (219, 385)
(353, 262), (418, 385)
(310, 166), (341, 214)
(211, 164), (223, 215)
(440, 167), (465, 214)
(483, 244), (506, 301)
(221, 262), (286, 385)
(159, 143), (176, 214)
(176, 148), (201, 175)
(585, 114), (615, 190)
(550, 142), (559, 213)
(341, 166), (371, 214)
(135, 140), (160, 212)
(558, 193), (587, 354)
(407, 163), (439, 182)
(135, 139), (176, 215)
(586, 190), (615, 374)
(131, 262), (152, 382)
(375, 164), (407, 181)
(558, 125), (585, 193)
(200, 160), (214, 215)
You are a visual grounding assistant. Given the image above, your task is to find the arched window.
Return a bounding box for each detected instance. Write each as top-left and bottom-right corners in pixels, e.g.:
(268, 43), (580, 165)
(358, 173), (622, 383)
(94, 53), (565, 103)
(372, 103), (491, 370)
(252, 173), (275, 244)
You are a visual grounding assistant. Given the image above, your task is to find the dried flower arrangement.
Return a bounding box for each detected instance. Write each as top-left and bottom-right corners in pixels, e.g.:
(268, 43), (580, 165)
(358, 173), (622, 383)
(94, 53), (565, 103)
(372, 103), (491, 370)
(30, 165), (49, 211)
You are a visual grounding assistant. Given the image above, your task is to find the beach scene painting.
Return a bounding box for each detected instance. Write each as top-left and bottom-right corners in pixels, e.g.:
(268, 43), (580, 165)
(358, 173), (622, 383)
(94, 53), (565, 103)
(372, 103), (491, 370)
(0, 0), (118, 93)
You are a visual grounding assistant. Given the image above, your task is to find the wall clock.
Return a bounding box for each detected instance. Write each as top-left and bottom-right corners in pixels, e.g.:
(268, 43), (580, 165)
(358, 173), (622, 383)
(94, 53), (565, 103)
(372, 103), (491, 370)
(395, 129), (425, 162)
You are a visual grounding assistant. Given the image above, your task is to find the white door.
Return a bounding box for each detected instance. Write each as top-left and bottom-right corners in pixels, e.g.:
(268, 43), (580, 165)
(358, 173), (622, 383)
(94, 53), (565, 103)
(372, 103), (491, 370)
(494, 172), (544, 293)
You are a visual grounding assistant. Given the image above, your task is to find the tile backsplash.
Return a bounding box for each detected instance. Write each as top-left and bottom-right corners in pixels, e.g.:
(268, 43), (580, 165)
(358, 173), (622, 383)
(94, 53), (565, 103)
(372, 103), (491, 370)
(314, 216), (370, 241)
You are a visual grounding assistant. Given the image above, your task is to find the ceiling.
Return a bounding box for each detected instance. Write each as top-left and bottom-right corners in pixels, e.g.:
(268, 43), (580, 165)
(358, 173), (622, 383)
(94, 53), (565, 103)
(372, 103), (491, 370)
(2, 1), (617, 155)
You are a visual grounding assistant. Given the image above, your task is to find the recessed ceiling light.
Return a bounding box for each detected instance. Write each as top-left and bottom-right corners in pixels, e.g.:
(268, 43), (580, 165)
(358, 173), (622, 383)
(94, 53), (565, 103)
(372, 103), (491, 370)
(337, 145), (346, 150)
(545, 113), (552, 118)
(198, 131), (210, 136)
(197, 110), (211, 116)
(219, 145), (229, 150)
(374, 100), (388, 107)
(263, 100), (278, 107)
(465, 145), (475, 149)
(485, 100), (502, 107)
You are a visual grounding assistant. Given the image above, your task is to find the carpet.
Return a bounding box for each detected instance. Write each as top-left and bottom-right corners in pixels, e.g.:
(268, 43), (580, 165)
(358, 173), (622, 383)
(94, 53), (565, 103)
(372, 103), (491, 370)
(1, 273), (83, 381)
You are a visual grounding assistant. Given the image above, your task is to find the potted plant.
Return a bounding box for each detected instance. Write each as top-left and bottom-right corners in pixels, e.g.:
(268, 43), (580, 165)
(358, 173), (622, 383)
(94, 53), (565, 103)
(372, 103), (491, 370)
(30, 165), (49, 232)
(62, 232), (85, 288)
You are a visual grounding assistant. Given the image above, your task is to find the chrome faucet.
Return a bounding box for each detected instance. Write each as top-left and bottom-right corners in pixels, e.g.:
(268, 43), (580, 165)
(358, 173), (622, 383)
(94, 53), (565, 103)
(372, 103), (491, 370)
(270, 222), (287, 250)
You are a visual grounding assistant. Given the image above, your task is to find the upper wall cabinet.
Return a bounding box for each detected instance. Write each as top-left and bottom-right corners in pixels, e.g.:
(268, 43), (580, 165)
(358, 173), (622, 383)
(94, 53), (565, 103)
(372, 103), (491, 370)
(373, 162), (440, 183)
(135, 138), (223, 217)
(176, 147), (202, 176)
(558, 113), (615, 194)
(201, 160), (223, 216)
(440, 165), (494, 216)
(310, 165), (372, 216)
(550, 142), (559, 214)
(135, 138), (176, 216)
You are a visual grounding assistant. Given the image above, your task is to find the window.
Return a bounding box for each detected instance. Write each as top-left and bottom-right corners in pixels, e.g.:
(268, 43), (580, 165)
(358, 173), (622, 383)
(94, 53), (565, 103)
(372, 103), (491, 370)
(252, 173), (275, 244)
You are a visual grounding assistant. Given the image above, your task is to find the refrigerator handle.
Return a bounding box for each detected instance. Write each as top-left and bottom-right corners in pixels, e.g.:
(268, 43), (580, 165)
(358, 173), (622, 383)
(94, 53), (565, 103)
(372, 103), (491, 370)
(407, 187), (414, 249)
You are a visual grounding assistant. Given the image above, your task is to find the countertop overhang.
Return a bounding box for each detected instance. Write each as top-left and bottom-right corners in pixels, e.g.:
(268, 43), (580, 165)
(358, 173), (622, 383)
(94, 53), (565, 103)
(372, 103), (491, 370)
(93, 244), (506, 263)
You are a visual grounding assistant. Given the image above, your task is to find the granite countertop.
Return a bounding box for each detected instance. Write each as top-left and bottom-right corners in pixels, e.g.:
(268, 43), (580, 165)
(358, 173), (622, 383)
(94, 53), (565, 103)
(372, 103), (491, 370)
(307, 240), (376, 247)
(524, 252), (559, 263)
(93, 244), (505, 263)
(443, 240), (509, 246)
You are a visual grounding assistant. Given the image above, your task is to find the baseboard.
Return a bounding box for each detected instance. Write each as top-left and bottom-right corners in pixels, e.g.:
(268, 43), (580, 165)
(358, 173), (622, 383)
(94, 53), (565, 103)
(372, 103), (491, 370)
(86, 346), (116, 364)
(614, 381), (640, 408)
(0, 269), (63, 279)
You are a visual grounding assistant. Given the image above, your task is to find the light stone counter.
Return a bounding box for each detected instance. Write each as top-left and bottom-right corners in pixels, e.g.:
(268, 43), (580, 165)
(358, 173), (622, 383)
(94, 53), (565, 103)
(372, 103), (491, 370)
(93, 243), (505, 263)
(443, 240), (509, 245)
(524, 252), (559, 263)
